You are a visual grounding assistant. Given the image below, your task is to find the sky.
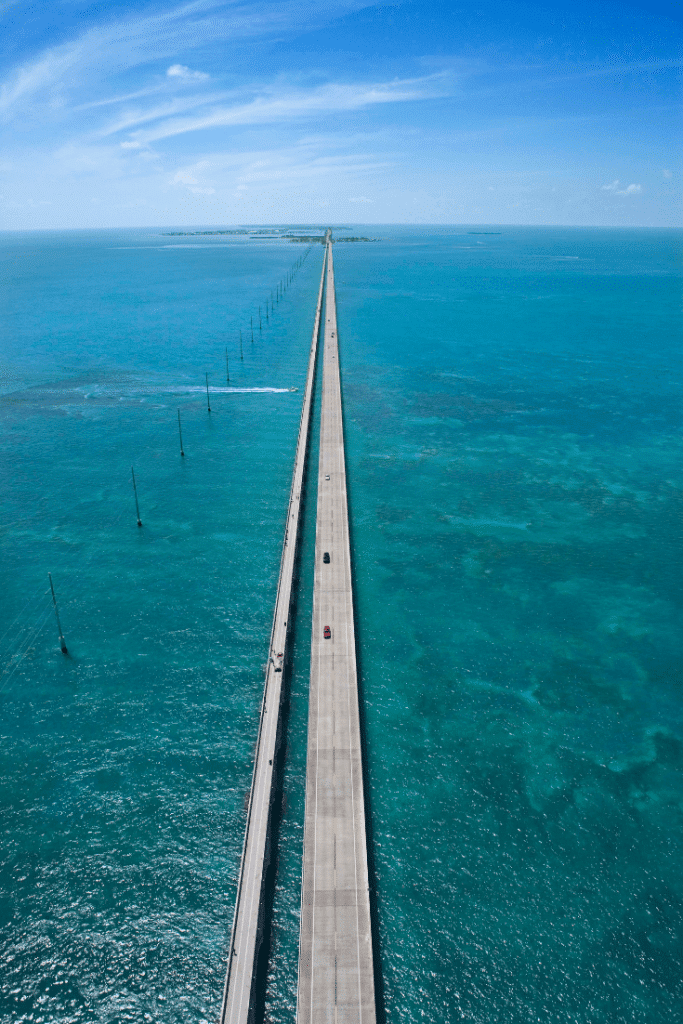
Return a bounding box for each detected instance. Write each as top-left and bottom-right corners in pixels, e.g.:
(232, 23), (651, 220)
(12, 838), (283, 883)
(0, 0), (680, 228)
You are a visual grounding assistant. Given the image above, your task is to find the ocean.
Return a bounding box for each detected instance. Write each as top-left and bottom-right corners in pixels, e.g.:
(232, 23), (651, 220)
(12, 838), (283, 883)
(0, 226), (681, 1023)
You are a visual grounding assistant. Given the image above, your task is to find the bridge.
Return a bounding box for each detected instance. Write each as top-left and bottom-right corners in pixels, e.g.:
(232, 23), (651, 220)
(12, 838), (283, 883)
(219, 241), (326, 1024)
(220, 233), (376, 1024)
(296, 239), (376, 1023)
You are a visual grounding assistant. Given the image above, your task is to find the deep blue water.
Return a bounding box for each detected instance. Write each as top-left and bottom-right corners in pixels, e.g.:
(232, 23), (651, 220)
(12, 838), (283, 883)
(1, 226), (681, 1023)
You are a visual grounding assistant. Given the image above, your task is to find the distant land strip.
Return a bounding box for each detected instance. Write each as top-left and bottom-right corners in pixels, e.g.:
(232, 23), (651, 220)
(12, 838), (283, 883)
(289, 236), (380, 243)
(162, 230), (250, 235)
(159, 228), (368, 239)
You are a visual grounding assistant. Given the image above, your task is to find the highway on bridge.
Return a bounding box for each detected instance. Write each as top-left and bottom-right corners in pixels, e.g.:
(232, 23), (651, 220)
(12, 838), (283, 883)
(296, 240), (376, 1024)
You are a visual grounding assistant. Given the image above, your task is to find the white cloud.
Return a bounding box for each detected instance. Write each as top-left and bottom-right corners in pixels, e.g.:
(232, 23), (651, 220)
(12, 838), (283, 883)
(663, 168), (672, 179)
(172, 159), (221, 194)
(601, 179), (642, 196)
(167, 64), (209, 81)
(349, 196), (373, 202)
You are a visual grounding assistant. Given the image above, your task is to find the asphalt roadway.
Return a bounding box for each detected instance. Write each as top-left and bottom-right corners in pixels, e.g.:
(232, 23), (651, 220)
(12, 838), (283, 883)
(296, 241), (377, 1024)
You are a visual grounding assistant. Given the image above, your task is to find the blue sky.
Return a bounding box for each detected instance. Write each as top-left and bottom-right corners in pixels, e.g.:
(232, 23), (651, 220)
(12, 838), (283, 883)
(0, 0), (680, 227)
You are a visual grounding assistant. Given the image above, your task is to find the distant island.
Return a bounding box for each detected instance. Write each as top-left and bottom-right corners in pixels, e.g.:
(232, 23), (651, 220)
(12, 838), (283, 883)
(162, 230), (249, 236)
(467, 231), (502, 235)
(286, 235), (327, 243)
(287, 235), (379, 243)
(159, 229), (379, 243)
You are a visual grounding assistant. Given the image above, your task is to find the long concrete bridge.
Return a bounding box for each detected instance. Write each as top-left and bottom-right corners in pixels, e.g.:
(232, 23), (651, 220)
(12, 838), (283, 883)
(219, 240), (327, 1024)
(220, 232), (376, 1024)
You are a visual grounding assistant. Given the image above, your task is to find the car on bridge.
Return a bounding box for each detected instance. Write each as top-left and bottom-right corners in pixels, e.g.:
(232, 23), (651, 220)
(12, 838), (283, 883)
(323, 626), (331, 639)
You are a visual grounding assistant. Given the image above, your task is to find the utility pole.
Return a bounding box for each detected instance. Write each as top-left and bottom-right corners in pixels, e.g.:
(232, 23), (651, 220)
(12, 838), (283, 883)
(131, 466), (142, 526)
(178, 410), (185, 456)
(48, 573), (68, 654)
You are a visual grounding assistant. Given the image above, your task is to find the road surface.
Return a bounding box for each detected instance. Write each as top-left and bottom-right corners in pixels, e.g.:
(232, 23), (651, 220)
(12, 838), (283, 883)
(296, 241), (376, 1024)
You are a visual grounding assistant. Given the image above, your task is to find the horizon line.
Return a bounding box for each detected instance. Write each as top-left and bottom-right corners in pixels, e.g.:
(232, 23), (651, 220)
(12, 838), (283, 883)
(1, 221), (681, 232)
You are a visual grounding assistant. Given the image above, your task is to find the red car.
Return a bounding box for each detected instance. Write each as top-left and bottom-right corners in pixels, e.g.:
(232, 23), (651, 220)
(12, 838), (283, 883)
(323, 626), (331, 639)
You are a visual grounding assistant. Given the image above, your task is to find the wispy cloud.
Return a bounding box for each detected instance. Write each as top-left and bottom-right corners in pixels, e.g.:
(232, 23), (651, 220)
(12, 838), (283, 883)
(0, 42), (83, 116)
(100, 91), (235, 137)
(114, 75), (448, 146)
(1, 0), (678, 229)
(170, 145), (391, 193)
(464, 56), (683, 102)
(0, 0), (381, 119)
(74, 85), (168, 111)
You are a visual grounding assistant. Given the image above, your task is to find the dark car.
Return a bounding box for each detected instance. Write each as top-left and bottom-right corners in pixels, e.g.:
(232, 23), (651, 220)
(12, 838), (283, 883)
(323, 552), (330, 563)
(323, 626), (331, 639)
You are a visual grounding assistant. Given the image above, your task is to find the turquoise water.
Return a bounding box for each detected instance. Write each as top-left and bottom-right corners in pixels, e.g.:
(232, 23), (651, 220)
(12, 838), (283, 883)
(1, 227), (682, 1023)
